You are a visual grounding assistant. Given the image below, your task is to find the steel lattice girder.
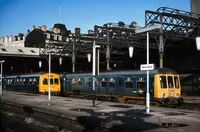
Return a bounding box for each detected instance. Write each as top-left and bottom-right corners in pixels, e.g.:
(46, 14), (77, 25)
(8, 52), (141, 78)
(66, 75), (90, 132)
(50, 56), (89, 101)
(145, 7), (200, 39)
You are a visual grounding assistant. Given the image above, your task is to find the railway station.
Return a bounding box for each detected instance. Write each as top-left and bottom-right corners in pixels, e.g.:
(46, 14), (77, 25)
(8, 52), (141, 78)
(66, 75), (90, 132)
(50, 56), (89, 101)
(0, 0), (200, 131)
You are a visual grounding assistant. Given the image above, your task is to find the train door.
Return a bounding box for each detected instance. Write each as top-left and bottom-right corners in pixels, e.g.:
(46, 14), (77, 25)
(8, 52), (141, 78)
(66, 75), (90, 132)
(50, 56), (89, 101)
(62, 77), (66, 94)
(108, 77), (116, 95)
(173, 75), (181, 97)
(136, 76), (146, 96)
(155, 75), (168, 98)
(167, 75), (175, 97)
(99, 77), (107, 94)
(124, 76), (135, 96)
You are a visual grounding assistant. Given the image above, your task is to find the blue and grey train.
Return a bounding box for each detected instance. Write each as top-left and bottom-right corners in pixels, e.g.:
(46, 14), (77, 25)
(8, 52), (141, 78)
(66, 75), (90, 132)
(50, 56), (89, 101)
(60, 68), (183, 106)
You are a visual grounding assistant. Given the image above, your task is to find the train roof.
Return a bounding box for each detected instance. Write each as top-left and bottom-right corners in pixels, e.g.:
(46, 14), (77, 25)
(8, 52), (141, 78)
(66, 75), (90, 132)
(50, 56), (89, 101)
(62, 68), (178, 77)
(4, 72), (58, 78)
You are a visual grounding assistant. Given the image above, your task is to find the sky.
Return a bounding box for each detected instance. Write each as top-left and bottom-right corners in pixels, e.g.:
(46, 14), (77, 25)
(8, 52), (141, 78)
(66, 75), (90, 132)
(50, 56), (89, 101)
(0, 0), (190, 37)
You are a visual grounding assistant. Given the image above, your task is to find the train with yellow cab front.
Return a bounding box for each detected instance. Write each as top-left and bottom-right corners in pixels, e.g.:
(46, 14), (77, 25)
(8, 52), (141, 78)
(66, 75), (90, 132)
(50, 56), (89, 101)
(3, 72), (61, 95)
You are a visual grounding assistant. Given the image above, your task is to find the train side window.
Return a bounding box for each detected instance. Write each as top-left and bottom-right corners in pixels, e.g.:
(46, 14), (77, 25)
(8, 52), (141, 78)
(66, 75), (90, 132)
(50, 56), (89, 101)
(54, 78), (59, 84)
(6, 79), (8, 85)
(23, 79), (26, 85)
(20, 79), (23, 85)
(174, 76), (179, 89)
(88, 79), (98, 87)
(137, 77), (146, 89)
(168, 76), (174, 88)
(10, 79), (13, 85)
(43, 78), (48, 85)
(160, 76), (167, 88)
(32, 78), (37, 85)
(71, 78), (76, 88)
(78, 78), (82, 87)
(100, 78), (107, 88)
(109, 78), (115, 88)
(29, 78), (32, 85)
(125, 78), (133, 88)
(88, 82), (92, 87)
(72, 78), (82, 88)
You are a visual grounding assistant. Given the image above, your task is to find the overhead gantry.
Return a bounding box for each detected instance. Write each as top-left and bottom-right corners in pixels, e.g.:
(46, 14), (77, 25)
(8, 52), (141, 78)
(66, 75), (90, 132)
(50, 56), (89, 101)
(39, 7), (200, 72)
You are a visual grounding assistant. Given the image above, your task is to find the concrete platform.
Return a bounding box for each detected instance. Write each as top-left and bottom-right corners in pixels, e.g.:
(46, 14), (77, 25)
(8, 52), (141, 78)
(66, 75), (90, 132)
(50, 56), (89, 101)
(183, 96), (200, 104)
(1, 91), (200, 132)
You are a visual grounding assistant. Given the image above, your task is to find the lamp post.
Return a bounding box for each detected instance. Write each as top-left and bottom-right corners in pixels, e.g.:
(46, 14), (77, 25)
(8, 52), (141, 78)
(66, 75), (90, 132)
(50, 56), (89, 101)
(0, 60), (5, 95)
(129, 46), (134, 58)
(92, 40), (100, 106)
(196, 37), (200, 51)
(135, 24), (162, 113)
(46, 49), (55, 101)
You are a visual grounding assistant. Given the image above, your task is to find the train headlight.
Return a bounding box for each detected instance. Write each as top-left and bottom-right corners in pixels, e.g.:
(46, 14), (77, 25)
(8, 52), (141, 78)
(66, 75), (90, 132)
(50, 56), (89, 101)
(176, 93), (179, 97)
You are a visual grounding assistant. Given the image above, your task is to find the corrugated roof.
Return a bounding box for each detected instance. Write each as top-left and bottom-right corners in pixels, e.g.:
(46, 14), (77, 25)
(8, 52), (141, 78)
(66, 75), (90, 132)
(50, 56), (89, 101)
(0, 46), (40, 57)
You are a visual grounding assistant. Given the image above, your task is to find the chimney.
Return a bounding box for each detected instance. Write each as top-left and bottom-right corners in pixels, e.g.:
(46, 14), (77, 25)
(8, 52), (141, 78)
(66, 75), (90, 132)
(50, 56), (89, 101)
(9, 35), (13, 42)
(32, 25), (36, 30)
(4, 35), (9, 42)
(49, 28), (53, 32)
(37, 26), (41, 30)
(41, 25), (46, 32)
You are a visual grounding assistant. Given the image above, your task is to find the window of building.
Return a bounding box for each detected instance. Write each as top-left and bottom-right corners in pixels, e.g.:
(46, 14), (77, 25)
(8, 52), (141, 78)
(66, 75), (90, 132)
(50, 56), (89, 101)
(30, 50), (36, 53)
(58, 35), (62, 41)
(54, 35), (57, 40)
(46, 33), (50, 39)
(18, 49), (23, 52)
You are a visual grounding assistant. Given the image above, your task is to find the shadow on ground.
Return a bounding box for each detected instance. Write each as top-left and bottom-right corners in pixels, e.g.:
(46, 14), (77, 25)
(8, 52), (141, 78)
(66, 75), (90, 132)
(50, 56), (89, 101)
(71, 107), (160, 132)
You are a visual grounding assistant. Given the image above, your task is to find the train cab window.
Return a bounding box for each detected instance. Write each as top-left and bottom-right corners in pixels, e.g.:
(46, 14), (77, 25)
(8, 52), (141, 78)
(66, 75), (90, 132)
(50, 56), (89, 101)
(174, 76), (179, 89)
(160, 76), (167, 88)
(100, 78), (107, 88)
(50, 79), (54, 84)
(54, 78), (59, 84)
(109, 78), (115, 88)
(167, 76), (174, 88)
(43, 78), (48, 85)
(125, 77), (133, 88)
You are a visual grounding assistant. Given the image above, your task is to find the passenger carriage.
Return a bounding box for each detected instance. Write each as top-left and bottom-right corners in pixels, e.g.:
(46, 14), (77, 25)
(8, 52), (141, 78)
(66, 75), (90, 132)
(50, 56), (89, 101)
(61, 68), (183, 106)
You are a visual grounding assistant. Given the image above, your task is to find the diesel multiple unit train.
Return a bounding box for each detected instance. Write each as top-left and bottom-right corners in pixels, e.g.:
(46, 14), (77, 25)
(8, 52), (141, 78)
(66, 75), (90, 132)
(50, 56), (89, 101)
(2, 68), (183, 106)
